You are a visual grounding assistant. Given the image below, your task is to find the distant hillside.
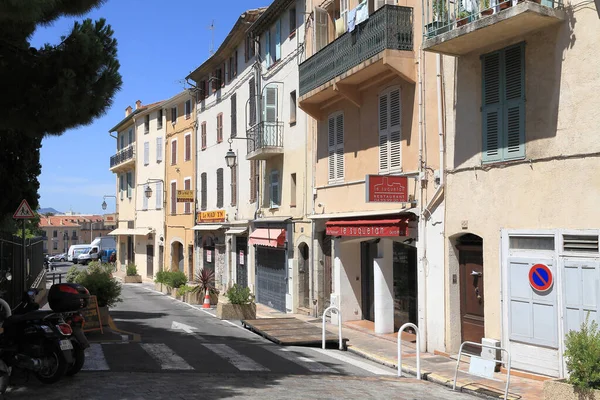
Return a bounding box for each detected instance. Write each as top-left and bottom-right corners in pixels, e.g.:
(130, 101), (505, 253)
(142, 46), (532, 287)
(38, 207), (62, 215)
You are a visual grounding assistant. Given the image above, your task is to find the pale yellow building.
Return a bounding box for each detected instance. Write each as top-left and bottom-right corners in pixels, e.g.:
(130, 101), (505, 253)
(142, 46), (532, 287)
(163, 91), (197, 278)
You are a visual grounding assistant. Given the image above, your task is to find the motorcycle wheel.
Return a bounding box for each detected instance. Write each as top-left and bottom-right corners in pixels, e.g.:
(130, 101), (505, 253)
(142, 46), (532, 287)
(65, 342), (85, 376)
(34, 345), (68, 384)
(0, 372), (8, 394)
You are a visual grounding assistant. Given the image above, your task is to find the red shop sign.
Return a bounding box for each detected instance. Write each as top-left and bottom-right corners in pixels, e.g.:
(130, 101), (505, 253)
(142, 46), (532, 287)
(325, 219), (409, 237)
(365, 175), (409, 203)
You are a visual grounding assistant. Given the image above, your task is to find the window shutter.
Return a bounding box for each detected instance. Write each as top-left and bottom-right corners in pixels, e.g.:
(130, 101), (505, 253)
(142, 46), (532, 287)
(503, 44), (525, 161)
(120, 134), (125, 150)
(231, 165), (237, 206)
(250, 161), (257, 203)
(217, 114), (223, 143)
(201, 173), (207, 210)
(128, 128), (134, 145)
(328, 115), (336, 182)
(127, 172), (133, 198)
(270, 170), (280, 208)
(171, 181), (177, 215)
(482, 51), (503, 163)
(315, 7), (328, 53)
(184, 179), (191, 214)
(264, 87), (278, 122)
(144, 141), (149, 165)
(231, 94), (237, 138)
(216, 168), (224, 208)
(201, 123), (207, 149)
(249, 78), (257, 126)
(156, 182), (162, 209)
(119, 174), (124, 200)
(378, 93), (389, 173)
(275, 19), (281, 61)
(185, 135), (191, 161)
(389, 88), (402, 171)
(143, 185), (149, 210)
(335, 114), (344, 180)
(265, 31), (271, 68)
(234, 50), (238, 76)
(156, 137), (163, 162)
(171, 140), (177, 165)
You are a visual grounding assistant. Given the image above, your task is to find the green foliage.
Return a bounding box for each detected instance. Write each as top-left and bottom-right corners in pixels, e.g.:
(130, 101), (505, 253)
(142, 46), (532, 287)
(432, 0), (448, 20)
(193, 269), (218, 295)
(457, 10), (472, 19)
(564, 315), (600, 390)
(177, 285), (194, 297)
(154, 270), (167, 284)
(66, 265), (80, 283)
(74, 261), (122, 308)
(226, 284), (253, 305)
(155, 271), (188, 288)
(126, 263), (138, 276)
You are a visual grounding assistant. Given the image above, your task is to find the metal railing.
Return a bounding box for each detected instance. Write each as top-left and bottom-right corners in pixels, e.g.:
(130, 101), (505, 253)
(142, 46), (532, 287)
(299, 5), (414, 96)
(110, 144), (135, 168)
(397, 323), (421, 379)
(246, 121), (284, 155)
(47, 272), (66, 285)
(453, 341), (511, 399)
(422, 0), (564, 39)
(322, 305), (343, 350)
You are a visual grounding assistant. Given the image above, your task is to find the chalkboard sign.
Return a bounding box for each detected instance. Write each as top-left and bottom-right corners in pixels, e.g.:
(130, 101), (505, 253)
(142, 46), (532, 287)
(82, 295), (103, 333)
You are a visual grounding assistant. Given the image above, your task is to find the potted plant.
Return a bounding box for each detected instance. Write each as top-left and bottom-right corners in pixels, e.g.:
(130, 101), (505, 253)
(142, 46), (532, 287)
(456, 10), (474, 27)
(70, 262), (122, 326)
(216, 284), (256, 320)
(543, 315), (600, 400)
(481, 0), (493, 15)
(192, 269), (219, 305)
(164, 270), (187, 296)
(154, 270), (167, 292)
(426, 0), (450, 37)
(124, 263), (142, 283)
(499, 0), (513, 10)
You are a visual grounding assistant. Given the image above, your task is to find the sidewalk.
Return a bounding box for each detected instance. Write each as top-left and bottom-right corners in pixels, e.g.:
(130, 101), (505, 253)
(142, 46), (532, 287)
(255, 304), (546, 400)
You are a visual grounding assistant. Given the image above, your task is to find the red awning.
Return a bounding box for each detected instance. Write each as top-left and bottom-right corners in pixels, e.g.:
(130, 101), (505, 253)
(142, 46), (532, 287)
(326, 218), (410, 237)
(249, 228), (286, 248)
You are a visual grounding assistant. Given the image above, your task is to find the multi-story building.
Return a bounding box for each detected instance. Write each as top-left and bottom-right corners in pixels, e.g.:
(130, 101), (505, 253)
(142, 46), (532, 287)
(300, 0), (446, 352)
(163, 90), (197, 279)
(108, 100), (164, 279)
(423, 0), (595, 377)
(245, 0), (312, 314)
(39, 215), (81, 256)
(187, 8), (265, 293)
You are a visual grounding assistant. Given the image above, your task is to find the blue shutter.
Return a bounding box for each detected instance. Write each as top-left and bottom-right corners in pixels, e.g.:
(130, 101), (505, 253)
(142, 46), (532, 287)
(503, 43), (525, 161)
(275, 19), (281, 61)
(265, 31), (271, 68)
(482, 51), (502, 163)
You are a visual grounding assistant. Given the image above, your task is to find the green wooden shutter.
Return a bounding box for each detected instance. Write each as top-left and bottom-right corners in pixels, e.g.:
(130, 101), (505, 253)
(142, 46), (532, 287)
(503, 43), (525, 161)
(482, 51), (503, 163)
(328, 115), (336, 182)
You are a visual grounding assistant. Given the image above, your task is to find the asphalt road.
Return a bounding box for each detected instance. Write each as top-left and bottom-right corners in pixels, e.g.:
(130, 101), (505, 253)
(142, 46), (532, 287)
(6, 284), (475, 400)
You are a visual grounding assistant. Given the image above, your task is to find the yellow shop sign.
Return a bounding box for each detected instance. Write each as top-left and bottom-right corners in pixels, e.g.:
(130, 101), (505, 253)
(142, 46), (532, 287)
(197, 210), (226, 223)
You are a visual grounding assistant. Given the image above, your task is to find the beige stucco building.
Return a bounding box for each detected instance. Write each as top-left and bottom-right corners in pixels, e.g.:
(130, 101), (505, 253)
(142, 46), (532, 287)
(163, 91), (197, 279)
(300, 0), (447, 351)
(109, 100), (165, 280)
(424, 0), (599, 377)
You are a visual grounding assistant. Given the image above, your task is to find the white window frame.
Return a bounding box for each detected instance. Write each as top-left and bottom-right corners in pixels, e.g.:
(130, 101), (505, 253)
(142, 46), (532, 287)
(327, 111), (344, 184)
(143, 141), (150, 166)
(156, 137), (163, 163)
(156, 181), (163, 209)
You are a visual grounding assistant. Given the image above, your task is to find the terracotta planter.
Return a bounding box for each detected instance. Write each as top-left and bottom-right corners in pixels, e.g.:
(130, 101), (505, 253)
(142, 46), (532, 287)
(216, 302), (256, 320)
(124, 275), (142, 283)
(98, 306), (110, 327)
(499, 0), (512, 9)
(543, 379), (600, 400)
(481, 8), (494, 15)
(456, 15), (473, 27)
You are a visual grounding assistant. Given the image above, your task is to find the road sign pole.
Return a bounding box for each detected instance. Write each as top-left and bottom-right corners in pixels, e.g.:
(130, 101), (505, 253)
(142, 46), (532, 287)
(22, 219), (26, 293)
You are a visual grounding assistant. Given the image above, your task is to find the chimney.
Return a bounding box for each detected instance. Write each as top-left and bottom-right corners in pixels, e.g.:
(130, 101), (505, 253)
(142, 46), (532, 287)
(135, 100), (142, 110)
(125, 105), (132, 117)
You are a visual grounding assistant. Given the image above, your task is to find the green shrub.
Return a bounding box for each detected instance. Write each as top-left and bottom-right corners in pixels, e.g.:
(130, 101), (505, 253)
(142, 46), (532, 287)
(564, 314), (600, 390)
(154, 270), (167, 284)
(66, 265), (81, 283)
(74, 263), (122, 308)
(177, 285), (194, 297)
(165, 271), (188, 289)
(226, 284), (253, 305)
(126, 263), (138, 276)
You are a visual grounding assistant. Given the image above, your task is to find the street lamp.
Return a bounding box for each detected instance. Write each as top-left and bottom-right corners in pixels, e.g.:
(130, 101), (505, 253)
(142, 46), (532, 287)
(145, 185), (153, 198)
(102, 195), (117, 211)
(224, 137), (254, 169)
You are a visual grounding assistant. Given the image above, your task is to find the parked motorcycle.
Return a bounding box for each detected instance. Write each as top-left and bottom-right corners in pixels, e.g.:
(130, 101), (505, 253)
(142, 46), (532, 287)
(0, 272), (89, 393)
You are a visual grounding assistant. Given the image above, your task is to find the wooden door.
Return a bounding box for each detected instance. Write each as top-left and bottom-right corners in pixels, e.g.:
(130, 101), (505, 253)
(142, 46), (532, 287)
(146, 245), (154, 278)
(459, 247), (484, 353)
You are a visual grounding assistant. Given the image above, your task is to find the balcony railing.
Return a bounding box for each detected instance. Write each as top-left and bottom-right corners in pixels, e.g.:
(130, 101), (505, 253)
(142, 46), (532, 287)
(110, 144), (135, 168)
(299, 5), (413, 97)
(246, 121), (284, 155)
(423, 0), (563, 39)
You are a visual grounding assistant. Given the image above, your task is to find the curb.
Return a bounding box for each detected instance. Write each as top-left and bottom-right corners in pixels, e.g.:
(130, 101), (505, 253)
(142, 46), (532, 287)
(107, 315), (142, 343)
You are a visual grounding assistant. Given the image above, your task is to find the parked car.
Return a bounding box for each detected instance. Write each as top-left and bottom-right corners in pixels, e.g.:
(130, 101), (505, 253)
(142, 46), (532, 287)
(49, 253), (67, 262)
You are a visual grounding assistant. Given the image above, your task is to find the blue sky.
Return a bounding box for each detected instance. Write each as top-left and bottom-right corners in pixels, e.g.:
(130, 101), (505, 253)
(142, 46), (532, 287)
(32, 0), (268, 215)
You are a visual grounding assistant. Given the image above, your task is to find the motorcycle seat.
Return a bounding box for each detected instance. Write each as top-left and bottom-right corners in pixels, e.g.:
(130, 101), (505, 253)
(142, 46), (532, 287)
(3, 310), (56, 326)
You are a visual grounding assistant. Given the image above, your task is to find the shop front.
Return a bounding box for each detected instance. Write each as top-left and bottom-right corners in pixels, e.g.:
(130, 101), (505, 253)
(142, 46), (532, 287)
(193, 210), (226, 290)
(225, 224), (249, 289)
(327, 214), (418, 334)
(249, 217), (292, 313)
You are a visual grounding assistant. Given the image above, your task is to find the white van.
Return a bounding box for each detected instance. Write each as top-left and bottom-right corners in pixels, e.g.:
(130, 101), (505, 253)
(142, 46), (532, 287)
(68, 244), (90, 263)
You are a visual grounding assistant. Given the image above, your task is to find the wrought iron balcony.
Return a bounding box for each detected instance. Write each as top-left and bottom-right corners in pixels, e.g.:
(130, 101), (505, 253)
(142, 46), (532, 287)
(246, 121), (284, 160)
(110, 144), (135, 170)
(299, 5), (413, 97)
(422, 0), (564, 56)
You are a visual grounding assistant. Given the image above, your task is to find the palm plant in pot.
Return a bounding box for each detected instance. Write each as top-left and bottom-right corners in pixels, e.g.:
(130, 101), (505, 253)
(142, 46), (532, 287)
(426, 0), (450, 37)
(481, 0), (494, 15)
(192, 268), (219, 306)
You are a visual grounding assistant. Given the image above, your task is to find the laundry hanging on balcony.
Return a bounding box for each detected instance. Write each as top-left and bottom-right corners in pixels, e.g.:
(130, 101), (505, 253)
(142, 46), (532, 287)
(355, 0), (369, 26)
(347, 7), (357, 32)
(335, 18), (346, 37)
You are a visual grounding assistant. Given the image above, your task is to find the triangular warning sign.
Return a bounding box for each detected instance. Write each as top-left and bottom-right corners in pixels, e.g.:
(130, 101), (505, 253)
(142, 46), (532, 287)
(13, 199), (35, 219)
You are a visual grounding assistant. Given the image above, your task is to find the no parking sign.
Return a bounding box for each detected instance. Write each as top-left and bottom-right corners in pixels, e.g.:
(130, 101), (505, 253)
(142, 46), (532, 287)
(529, 264), (553, 292)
